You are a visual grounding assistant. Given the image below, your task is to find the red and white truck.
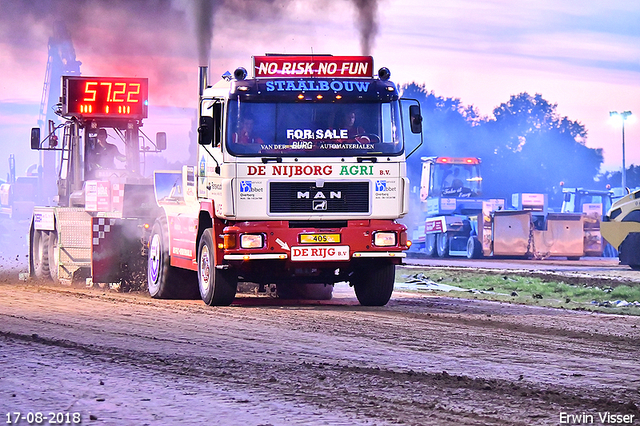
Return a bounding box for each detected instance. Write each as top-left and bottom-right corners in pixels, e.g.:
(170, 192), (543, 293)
(148, 55), (423, 306)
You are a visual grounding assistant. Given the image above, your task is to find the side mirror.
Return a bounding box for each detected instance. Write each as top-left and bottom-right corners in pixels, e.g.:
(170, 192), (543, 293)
(409, 105), (422, 134)
(156, 132), (167, 151)
(198, 116), (213, 145)
(30, 128), (41, 150)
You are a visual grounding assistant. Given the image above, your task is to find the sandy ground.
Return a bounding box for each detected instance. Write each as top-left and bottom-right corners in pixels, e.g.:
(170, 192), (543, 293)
(1, 273), (639, 426)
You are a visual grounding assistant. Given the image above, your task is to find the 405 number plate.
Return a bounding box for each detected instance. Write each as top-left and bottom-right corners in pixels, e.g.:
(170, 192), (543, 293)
(299, 233), (341, 244)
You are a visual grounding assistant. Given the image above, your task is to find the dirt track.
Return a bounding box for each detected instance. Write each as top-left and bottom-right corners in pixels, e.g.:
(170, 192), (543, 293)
(1, 275), (639, 426)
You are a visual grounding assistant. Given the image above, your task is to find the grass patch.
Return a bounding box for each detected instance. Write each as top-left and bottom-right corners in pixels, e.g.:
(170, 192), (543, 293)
(396, 266), (640, 315)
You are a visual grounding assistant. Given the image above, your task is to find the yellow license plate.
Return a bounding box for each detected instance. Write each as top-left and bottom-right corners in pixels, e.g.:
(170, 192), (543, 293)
(299, 233), (341, 244)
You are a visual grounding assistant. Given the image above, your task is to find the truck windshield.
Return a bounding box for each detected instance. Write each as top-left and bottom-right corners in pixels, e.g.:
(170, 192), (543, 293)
(432, 163), (482, 197)
(226, 101), (403, 157)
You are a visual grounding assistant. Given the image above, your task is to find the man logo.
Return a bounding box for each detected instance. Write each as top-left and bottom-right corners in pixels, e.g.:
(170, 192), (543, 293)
(313, 200), (328, 211)
(297, 191), (342, 199)
(240, 181), (252, 193)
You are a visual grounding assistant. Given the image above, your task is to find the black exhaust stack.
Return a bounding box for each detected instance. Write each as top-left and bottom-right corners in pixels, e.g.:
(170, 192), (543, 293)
(199, 66), (208, 96)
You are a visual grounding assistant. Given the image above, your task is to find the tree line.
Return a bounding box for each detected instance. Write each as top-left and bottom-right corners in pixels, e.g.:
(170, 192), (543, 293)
(401, 83), (637, 207)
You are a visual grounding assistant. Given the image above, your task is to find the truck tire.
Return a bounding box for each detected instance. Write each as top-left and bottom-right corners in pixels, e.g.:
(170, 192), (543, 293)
(425, 234), (437, 257)
(198, 228), (237, 306)
(466, 235), (482, 259)
(48, 230), (60, 282)
(32, 230), (51, 280)
(436, 232), (450, 258)
(351, 260), (395, 306)
(147, 217), (194, 299)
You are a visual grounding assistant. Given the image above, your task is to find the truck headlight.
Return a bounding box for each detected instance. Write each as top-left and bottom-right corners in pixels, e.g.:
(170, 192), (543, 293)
(240, 234), (264, 249)
(373, 231), (396, 247)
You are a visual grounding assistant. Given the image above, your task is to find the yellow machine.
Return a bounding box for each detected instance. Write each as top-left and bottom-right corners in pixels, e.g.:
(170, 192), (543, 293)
(601, 189), (640, 270)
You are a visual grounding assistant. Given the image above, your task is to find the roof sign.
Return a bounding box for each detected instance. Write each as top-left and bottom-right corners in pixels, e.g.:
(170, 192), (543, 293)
(253, 56), (373, 78)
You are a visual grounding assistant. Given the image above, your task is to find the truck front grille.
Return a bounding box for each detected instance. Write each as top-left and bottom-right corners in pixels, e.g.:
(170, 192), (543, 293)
(270, 181), (369, 214)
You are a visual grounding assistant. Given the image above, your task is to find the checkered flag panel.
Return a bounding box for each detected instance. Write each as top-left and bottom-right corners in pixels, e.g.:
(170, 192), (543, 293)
(92, 218), (116, 246)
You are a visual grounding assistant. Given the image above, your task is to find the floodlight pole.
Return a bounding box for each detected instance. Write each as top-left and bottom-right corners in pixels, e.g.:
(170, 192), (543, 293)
(610, 110), (632, 192)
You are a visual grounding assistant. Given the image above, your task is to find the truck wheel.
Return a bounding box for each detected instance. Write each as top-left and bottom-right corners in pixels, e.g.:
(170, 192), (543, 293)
(147, 217), (184, 299)
(198, 228), (237, 306)
(436, 233), (450, 258)
(352, 261), (395, 306)
(48, 230), (60, 282)
(425, 234), (437, 257)
(466, 235), (482, 259)
(32, 230), (51, 280)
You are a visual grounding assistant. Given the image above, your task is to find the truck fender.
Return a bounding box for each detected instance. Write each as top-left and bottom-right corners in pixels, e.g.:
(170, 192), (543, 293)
(156, 207), (199, 271)
(196, 205), (225, 268)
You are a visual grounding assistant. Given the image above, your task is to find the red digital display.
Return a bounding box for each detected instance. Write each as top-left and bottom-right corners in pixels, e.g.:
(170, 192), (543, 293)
(253, 56), (374, 78)
(63, 76), (148, 119)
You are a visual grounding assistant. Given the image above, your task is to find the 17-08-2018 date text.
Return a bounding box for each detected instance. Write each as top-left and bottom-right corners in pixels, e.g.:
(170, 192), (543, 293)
(5, 412), (81, 425)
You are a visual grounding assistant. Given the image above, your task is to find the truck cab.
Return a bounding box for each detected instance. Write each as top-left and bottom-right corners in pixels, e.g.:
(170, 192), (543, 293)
(419, 157), (496, 257)
(148, 55), (423, 306)
(420, 156), (482, 202)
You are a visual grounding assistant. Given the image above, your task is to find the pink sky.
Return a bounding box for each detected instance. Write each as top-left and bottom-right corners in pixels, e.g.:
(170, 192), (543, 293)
(1, 0), (639, 180)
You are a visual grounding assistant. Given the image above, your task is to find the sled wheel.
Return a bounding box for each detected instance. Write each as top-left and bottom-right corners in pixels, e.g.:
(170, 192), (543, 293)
(48, 230), (60, 282)
(32, 230), (51, 280)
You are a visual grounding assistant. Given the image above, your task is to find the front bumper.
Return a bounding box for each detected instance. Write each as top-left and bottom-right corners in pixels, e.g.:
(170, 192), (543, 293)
(220, 219), (409, 263)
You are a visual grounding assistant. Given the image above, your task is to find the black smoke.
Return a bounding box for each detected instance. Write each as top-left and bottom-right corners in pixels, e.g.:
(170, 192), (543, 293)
(193, 0), (217, 66)
(0, 0), (382, 70)
(188, 0), (383, 63)
(351, 0), (379, 56)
